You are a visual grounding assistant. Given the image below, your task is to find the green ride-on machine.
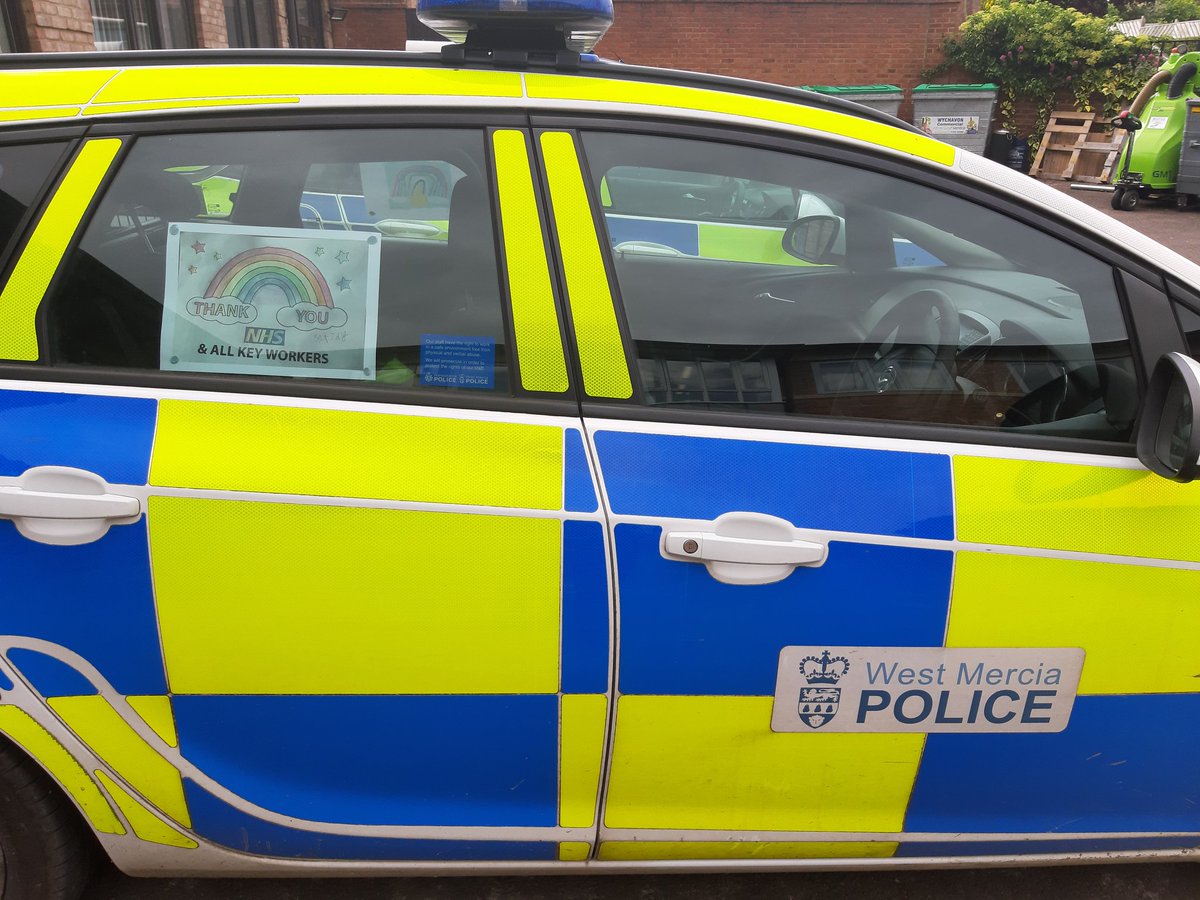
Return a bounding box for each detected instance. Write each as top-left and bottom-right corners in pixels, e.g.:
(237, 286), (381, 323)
(1110, 47), (1200, 211)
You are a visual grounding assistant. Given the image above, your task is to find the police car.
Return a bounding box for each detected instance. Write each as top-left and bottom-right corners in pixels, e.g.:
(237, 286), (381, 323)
(3, 0), (1200, 896)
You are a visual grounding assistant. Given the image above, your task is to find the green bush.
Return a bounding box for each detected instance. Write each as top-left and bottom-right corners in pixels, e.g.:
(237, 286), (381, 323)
(936, 0), (1160, 139)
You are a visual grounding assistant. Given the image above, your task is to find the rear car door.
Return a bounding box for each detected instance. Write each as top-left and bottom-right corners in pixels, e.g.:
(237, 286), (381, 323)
(0, 120), (611, 865)
(535, 121), (1200, 863)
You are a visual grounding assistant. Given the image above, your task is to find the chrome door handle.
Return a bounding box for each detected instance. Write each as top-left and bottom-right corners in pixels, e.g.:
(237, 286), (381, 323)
(0, 466), (141, 546)
(661, 511), (827, 586)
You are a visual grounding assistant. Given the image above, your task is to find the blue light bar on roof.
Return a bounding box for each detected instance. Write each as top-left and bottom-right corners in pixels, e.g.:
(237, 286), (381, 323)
(416, 0), (614, 52)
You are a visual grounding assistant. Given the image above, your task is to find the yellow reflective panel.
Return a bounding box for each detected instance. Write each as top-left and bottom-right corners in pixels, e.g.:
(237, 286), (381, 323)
(492, 130), (569, 393)
(954, 456), (1200, 562)
(0, 138), (123, 361)
(0, 107), (80, 122)
(49, 696), (190, 827)
(539, 132), (632, 400)
(0, 706), (124, 835)
(95, 771), (198, 849)
(526, 74), (955, 167)
(84, 97), (299, 116)
(0, 69), (118, 107)
(559, 694), (607, 828)
(599, 841), (898, 861)
(558, 841), (591, 861)
(150, 400), (564, 511)
(605, 696), (923, 832)
(949, 552), (1200, 695)
(127, 696), (178, 748)
(150, 498), (562, 695)
(95, 66), (522, 104)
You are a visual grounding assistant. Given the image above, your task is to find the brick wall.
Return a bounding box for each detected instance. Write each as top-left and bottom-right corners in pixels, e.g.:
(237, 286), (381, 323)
(330, 0), (405, 50)
(599, 0), (974, 121)
(193, 0), (228, 47)
(20, 0), (92, 51)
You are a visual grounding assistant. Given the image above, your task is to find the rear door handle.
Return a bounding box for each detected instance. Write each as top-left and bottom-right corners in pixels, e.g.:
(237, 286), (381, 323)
(662, 512), (827, 586)
(0, 466), (141, 546)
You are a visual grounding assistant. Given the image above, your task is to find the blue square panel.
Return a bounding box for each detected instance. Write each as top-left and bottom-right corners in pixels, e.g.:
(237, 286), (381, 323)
(905, 694), (1200, 833)
(174, 695), (559, 827)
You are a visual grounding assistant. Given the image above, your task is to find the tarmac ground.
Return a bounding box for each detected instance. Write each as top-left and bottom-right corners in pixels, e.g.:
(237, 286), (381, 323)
(82, 172), (1200, 899)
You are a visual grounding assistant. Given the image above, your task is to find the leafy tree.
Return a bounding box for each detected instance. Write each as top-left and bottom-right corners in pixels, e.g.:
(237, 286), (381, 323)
(937, 0), (1159, 138)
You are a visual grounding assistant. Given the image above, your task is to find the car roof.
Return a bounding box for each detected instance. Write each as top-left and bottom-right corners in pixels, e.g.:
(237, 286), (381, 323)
(0, 49), (950, 167)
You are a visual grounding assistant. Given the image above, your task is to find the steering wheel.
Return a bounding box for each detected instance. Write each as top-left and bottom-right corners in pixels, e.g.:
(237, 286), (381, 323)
(1002, 363), (1138, 434)
(855, 288), (960, 391)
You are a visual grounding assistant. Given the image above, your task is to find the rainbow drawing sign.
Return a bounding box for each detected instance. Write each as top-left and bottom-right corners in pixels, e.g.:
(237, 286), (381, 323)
(161, 223), (380, 380)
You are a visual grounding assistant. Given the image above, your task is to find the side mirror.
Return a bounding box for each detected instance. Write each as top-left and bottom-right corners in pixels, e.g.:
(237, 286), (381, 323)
(782, 215), (840, 264)
(1136, 352), (1200, 481)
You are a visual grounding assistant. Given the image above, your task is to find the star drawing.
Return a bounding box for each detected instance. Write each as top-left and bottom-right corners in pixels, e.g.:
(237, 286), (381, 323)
(314, 247), (325, 256)
(213, 252), (222, 261)
(190, 240), (206, 254)
(337, 276), (352, 292)
(187, 264), (198, 275)
(335, 250), (350, 264)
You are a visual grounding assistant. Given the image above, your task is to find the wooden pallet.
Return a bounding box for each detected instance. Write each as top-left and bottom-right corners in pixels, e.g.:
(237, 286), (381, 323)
(1030, 110), (1124, 183)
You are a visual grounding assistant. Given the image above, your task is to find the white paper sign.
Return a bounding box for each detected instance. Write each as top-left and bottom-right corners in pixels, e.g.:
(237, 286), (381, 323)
(920, 116), (980, 135)
(1146, 115), (1170, 130)
(161, 224), (380, 380)
(772, 646), (1084, 733)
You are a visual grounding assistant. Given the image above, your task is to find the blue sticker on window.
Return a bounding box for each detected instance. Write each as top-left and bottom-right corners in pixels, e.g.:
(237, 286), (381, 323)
(419, 334), (496, 390)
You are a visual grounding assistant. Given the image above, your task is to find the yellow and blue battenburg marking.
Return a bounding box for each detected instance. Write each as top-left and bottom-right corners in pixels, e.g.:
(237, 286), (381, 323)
(592, 428), (1200, 860)
(0, 389), (609, 860)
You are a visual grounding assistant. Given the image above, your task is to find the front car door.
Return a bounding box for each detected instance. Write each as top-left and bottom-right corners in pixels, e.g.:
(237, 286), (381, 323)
(535, 121), (1200, 863)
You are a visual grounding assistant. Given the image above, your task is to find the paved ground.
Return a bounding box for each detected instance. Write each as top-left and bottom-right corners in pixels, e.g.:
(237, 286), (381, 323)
(1047, 179), (1200, 259)
(81, 173), (1200, 899)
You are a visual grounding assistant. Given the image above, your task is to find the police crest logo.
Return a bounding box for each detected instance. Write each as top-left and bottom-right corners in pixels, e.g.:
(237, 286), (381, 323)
(797, 650), (849, 729)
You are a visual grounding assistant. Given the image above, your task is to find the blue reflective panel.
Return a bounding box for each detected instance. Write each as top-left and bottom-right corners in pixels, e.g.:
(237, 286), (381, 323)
(616, 525), (953, 696)
(174, 695), (559, 827)
(184, 782), (558, 860)
(905, 694), (1200, 833)
(594, 431), (954, 540)
(605, 216), (699, 256)
(561, 520), (609, 694)
(7, 649), (98, 698)
(896, 836), (1200, 857)
(0, 391), (156, 485)
(563, 429), (598, 513)
(0, 519), (166, 696)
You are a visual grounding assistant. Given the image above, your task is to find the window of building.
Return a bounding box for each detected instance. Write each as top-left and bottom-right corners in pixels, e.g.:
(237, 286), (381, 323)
(582, 131), (1137, 443)
(92, 0), (195, 49)
(0, 0), (19, 52)
(224, 0), (279, 47)
(49, 129), (510, 395)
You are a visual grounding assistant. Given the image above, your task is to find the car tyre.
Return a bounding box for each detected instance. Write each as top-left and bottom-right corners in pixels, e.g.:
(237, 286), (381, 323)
(1110, 188), (1125, 210)
(1119, 189), (1139, 211)
(0, 736), (94, 900)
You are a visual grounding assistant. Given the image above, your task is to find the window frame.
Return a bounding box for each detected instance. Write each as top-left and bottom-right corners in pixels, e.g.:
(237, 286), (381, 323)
(0, 0), (27, 53)
(18, 110), (578, 418)
(532, 113), (1186, 457)
(91, 0), (195, 50)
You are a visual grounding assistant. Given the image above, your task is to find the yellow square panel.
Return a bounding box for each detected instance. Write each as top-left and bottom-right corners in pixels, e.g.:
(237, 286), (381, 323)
(954, 456), (1200, 562)
(949, 552), (1200, 695)
(604, 696), (923, 832)
(150, 498), (562, 695)
(150, 400), (563, 511)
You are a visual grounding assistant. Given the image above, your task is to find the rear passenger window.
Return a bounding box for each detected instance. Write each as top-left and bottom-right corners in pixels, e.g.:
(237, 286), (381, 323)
(0, 142), (67, 264)
(49, 129), (509, 393)
(583, 132), (1138, 444)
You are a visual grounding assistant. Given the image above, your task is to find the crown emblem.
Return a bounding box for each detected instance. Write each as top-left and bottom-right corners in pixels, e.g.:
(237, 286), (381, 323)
(800, 650), (849, 685)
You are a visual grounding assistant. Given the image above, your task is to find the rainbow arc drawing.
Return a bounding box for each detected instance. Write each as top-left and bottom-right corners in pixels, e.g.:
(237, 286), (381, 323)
(204, 247), (334, 308)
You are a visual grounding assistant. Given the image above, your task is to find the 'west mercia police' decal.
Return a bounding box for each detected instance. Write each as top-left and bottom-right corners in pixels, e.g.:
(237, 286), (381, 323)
(771, 647), (1085, 733)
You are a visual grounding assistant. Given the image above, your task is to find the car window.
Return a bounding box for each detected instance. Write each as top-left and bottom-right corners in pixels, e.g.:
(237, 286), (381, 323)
(48, 129), (509, 393)
(0, 142), (68, 263)
(1175, 298), (1200, 359)
(582, 131), (1137, 443)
